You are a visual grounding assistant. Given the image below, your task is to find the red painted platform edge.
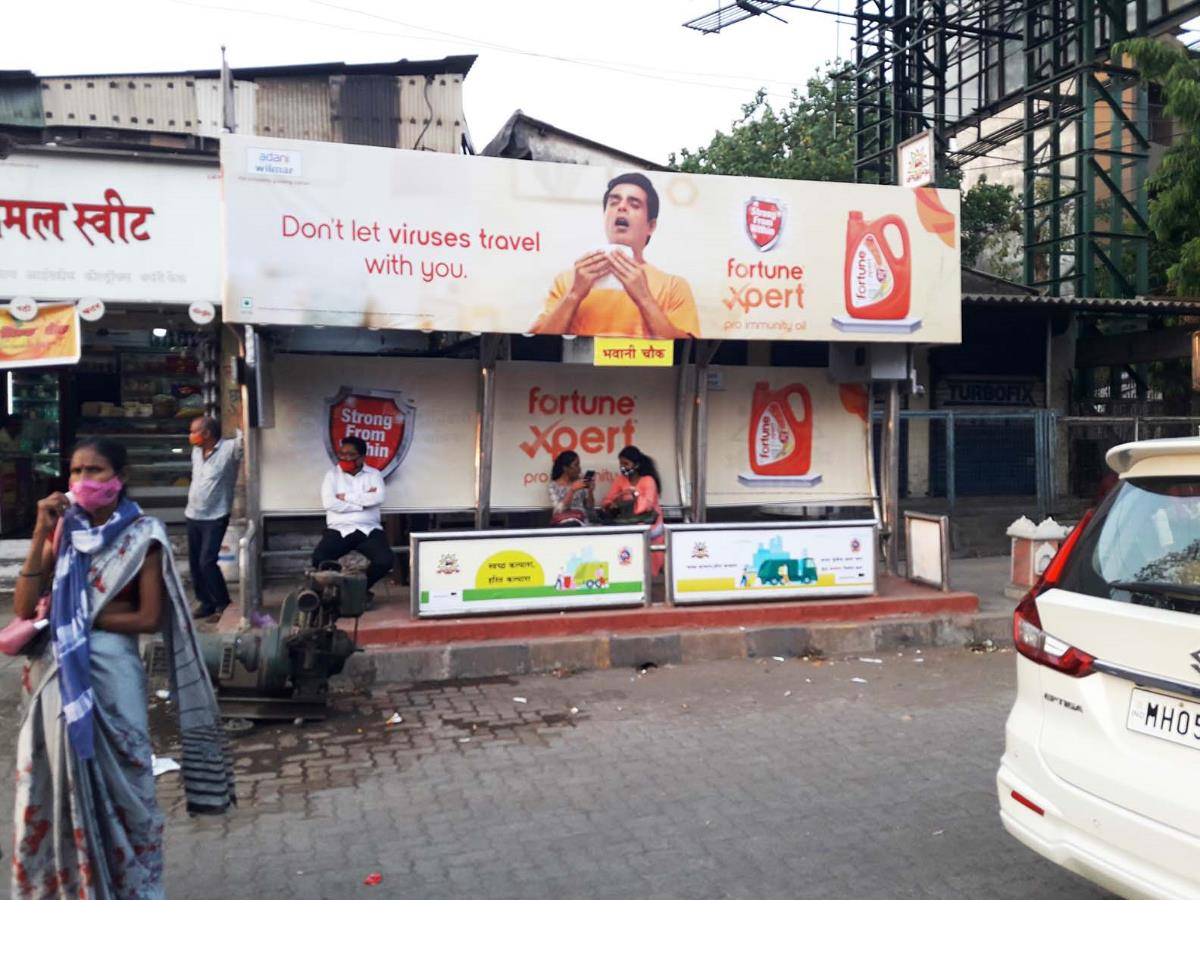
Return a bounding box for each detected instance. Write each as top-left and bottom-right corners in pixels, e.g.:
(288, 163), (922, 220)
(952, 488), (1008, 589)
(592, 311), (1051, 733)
(354, 590), (981, 648)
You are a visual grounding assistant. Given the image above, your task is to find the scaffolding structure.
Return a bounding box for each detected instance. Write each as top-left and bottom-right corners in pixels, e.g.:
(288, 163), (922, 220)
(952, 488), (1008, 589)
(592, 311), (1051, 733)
(685, 0), (1199, 298)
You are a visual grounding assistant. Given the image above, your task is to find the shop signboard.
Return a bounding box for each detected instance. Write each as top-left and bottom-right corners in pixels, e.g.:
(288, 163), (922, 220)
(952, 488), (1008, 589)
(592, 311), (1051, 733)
(410, 526), (650, 617)
(666, 521), (877, 605)
(0, 302), (81, 370)
(0, 151), (220, 304)
(220, 134), (961, 344)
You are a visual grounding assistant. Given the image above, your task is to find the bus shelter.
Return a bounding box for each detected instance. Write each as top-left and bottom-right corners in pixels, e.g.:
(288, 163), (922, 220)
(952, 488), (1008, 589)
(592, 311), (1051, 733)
(218, 135), (962, 625)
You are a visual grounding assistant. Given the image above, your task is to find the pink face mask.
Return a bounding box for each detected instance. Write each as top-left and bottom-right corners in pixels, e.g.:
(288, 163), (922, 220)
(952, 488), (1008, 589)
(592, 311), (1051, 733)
(69, 477), (123, 515)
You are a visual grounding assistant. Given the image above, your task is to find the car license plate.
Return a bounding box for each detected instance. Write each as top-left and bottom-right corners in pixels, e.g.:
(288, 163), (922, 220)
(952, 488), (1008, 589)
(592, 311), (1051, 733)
(1127, 688), (1200, 749)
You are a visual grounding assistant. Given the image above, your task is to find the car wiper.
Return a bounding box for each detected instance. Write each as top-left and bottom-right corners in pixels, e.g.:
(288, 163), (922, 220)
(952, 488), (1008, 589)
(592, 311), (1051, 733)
(1110, 580), (1200, 598)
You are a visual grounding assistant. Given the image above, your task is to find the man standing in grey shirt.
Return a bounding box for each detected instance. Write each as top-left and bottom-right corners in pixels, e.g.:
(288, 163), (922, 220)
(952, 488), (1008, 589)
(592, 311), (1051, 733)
(185, 416), (244, 621)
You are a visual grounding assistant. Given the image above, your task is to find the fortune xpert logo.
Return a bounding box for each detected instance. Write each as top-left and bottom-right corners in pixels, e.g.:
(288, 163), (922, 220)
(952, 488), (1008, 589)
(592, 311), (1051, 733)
(519, 386), (638, 459)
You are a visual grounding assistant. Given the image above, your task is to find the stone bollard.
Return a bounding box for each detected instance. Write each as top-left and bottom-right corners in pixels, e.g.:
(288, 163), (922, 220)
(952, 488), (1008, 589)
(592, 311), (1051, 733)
(1005, 516), (1071, 600)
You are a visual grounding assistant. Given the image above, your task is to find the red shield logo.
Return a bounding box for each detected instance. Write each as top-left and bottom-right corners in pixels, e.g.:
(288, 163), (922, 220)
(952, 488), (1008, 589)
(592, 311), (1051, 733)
(745, 197), (785, 252)
(325, 387), (415, 480)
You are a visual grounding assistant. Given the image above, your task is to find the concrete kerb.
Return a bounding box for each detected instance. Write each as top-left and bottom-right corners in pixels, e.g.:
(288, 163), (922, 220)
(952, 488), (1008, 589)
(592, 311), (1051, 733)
(344, 610), (1013, 686)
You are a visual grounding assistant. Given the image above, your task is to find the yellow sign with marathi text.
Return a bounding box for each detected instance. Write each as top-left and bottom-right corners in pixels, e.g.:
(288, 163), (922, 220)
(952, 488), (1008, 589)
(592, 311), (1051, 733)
(593, 338), (674, 367)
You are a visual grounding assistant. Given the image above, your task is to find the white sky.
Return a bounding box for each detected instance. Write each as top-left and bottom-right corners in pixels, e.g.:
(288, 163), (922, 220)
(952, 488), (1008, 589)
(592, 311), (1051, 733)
(8, 0), (846, 164)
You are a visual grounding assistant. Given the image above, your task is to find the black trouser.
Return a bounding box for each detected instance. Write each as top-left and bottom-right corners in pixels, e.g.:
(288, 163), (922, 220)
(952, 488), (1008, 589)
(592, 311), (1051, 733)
(187, 515), (231, 613)
(311, 528), (395, 589)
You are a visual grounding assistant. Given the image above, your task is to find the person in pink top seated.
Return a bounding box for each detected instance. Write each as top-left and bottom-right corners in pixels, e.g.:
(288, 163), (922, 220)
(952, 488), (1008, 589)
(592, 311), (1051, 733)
(601, 444), (666, 575)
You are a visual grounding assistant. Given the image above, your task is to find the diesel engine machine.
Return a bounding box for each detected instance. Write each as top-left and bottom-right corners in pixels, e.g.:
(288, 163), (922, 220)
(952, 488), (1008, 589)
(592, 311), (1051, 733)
(144, 565), (367, 721)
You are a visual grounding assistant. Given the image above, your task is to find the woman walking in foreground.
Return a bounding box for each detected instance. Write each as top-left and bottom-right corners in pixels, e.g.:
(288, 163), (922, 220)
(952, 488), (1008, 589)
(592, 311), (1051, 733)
(9, 436), (235, 899)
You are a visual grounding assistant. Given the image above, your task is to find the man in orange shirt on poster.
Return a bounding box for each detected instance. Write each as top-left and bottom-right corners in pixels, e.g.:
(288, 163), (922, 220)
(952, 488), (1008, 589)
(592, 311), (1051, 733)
(533, 172), (699, 340)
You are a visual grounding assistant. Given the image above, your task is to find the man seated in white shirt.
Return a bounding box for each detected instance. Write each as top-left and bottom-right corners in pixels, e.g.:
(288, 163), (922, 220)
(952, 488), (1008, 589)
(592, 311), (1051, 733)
(312, 435), (395, 596)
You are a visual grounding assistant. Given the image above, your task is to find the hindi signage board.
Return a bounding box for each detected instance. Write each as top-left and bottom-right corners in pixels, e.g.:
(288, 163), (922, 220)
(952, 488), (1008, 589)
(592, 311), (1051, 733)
(220, 134), (961, 344)
(593, 338), (674, 367)
(665, 521), (877, 605)
(411, 526), (651, 617)
(0, 151), (220, 304)
(0, 302), (81, 370)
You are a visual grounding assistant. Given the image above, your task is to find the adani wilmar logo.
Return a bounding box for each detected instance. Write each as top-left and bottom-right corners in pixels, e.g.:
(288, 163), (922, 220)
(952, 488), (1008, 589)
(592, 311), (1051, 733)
(519, 386), (638, 459)
(325, 387), (415, 479)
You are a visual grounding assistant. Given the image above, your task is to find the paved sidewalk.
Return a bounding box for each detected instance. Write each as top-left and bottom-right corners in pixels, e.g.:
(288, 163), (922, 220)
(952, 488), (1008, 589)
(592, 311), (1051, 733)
(2, 637), (1104, 899)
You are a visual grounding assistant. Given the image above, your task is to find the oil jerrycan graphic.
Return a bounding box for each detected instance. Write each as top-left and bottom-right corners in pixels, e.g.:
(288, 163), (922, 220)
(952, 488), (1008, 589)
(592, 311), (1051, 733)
(737, 381), (824, 488)
(832, 211), (923, 335)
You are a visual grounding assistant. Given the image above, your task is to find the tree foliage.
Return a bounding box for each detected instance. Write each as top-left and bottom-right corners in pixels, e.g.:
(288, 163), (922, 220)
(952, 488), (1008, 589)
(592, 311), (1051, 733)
(960, 176), (1021, 274)
(670, 61), (855, 182)
(1112, 37), (1200, 296)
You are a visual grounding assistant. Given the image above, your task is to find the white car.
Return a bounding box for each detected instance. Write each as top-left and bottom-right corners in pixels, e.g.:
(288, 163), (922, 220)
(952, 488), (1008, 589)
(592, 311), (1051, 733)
(998, 437), (1200, 898)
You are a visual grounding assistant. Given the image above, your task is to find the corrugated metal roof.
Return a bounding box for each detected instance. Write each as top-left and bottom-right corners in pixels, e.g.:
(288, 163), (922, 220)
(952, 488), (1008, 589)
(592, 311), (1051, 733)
(194, 79), (257, 138)
(963, 293), (1200, 315)
(398, 73), (465, 153)
(40, 75), (198, 133)
(255, 77), (333, 141)
(481, 110), (663, 169)
(331, 74), (396, 148)
(0, 75), (43, 127)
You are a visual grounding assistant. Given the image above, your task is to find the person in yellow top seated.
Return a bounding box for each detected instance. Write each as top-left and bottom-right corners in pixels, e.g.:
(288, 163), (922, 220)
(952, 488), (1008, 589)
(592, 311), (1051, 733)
(533, 172), (700, 340)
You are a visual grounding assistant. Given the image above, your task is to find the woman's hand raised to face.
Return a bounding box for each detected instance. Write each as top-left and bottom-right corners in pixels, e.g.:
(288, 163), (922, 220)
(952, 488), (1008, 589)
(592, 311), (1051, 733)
(34, 492), (71, 538)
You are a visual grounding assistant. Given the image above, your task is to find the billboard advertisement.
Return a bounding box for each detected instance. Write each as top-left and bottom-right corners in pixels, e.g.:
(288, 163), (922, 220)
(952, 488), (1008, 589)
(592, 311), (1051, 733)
(220, 134), (960, 344)
(259, 354), (478, 513)
(259, 357), (873, 514)
(666, 521), (877, 605)
(705, 367), (872, 507)
(411, 527), (650, 617)
(0, 152), (221, 304)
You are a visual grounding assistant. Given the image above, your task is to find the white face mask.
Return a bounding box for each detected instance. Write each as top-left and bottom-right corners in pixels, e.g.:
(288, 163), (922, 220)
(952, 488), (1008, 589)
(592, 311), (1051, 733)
(620, 465), (635, 478)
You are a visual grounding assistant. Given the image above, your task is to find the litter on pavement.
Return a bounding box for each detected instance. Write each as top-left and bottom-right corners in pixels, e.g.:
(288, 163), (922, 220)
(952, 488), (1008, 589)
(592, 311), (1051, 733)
(513, 696), (528, 704)
(913, 658), (925, 663)
(363, 872), (382, 886)
(858, 657), (883, 664)
(851, 677), (868, 684)
(570, 706), (579, 715)
(155, 689), (170, 700)
(385, 712), (402, 726)
(151, 755), (180, 777)
(773, 656), (786, 662)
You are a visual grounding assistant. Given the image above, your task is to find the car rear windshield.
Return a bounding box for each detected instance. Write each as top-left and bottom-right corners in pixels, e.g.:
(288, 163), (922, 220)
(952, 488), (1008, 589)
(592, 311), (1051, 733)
(1059, 476), (1200, 614)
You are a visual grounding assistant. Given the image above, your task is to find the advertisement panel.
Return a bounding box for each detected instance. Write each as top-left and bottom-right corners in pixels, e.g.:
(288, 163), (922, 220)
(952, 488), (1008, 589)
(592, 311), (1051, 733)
(0, 303), (81, 369)
(491, 361), (680, 511)
(411, 526), (650, 617)
(0, 152), (221, 304)
(666, 521), (877, 605)
(705, 366), (872, 506)
(259, 354), (477, 513)
(220, 134), (960, 343)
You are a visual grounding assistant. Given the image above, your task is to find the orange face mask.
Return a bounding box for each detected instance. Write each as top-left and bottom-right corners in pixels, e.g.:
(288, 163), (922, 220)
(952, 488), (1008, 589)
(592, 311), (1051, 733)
(188, 432), (204, 446)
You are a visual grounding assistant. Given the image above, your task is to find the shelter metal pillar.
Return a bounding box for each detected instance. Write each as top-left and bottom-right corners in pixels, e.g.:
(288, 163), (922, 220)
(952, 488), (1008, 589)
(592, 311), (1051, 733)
(690, 341), (721, 524)
(474, 335), (503, 529)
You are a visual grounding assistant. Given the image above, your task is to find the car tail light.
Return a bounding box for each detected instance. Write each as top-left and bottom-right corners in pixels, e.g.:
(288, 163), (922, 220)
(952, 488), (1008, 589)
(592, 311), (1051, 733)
(1012, 509), (1097, 678)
